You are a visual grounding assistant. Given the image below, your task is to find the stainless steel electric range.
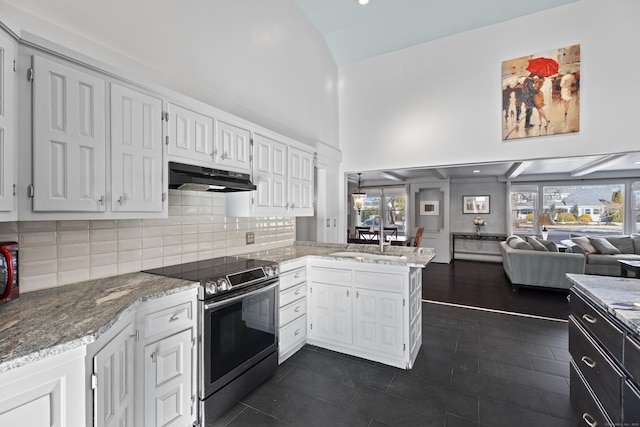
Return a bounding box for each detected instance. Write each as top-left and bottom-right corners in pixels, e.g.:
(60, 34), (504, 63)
(144, 256), (279, 424)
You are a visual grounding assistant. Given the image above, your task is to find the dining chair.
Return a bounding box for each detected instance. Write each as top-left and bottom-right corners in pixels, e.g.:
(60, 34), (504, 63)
(413, 227), (424, 247)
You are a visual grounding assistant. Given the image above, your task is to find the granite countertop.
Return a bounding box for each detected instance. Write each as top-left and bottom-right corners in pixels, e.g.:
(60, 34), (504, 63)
(244, 241), (435, 268)
(0, 241), (434, 374)
(0, 273), (198, 373)
(567, 273), (640, 338)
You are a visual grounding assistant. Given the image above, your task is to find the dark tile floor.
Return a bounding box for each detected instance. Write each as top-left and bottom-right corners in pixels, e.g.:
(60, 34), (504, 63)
(212, 301), (578, 427)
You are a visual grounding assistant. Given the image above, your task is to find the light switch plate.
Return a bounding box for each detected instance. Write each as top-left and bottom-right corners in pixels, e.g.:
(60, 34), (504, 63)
(246, 231), (255, 245)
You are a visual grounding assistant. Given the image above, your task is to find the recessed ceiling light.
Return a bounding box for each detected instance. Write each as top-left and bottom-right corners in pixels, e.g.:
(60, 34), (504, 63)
(358, 0), (370, 5)
(473, 170), (480, 173)
(635, 161), (640, 165)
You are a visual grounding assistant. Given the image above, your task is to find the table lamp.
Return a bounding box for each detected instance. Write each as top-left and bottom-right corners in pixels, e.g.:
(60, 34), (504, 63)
(536, 213), (555, 240)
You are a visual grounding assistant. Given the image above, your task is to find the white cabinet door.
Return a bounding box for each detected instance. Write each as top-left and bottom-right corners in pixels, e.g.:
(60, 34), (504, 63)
(308, 282), (352, 345)
(253, 133), (287, 214)
(288, 146), (314, 216)
(93, 321), (136, 427)
(0, 346), (86, 427)
(0, 31), (15, 214)
(166, 102), (213, 164)
(215, 120), (251, 172)
(354, 288), (404, 356)
(32, 54), (107, 212)
(110, 84), (164, 212)
(143, 329), (193, 427)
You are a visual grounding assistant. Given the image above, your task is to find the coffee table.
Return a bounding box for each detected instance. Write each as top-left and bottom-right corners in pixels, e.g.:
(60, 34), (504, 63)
(619, 260), (640, 278)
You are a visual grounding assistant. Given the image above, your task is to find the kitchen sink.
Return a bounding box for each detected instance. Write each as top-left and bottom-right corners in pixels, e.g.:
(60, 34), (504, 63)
(329, 251), (407, 261)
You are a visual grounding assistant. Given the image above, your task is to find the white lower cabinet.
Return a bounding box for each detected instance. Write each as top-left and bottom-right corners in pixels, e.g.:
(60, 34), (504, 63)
(0, 346), (86, 427)
(278, 260), (308, 363)
(92, 320), (136, 427)
(89, 289), (197, 427)
(307, 259), (422, 369)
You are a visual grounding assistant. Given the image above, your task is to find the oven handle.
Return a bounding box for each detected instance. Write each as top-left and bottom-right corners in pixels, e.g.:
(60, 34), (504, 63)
(204, 280), (279, 311)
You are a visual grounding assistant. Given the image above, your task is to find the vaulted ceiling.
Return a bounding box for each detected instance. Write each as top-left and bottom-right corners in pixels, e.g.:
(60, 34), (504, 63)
(294, 0), (578, 66)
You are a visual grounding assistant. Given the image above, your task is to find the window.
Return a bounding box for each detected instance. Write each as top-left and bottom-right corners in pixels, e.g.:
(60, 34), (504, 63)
(358, 188), (406, 236)
(510, 183), (626, 240)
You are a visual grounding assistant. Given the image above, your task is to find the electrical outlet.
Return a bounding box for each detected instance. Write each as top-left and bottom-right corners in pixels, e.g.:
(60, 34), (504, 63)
(246, 231), (255, 245)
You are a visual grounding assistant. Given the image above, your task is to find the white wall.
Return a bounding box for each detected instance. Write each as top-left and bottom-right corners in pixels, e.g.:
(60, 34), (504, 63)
(0, 0), (339, 149)
(339, 0), (640, 173)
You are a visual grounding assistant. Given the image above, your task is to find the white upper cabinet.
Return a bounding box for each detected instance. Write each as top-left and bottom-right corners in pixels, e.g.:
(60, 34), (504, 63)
(166, 102), (214, 164)
(253, 133), (287, 214)
(227, 133), (314, 217)
(110, 83), (164, 213)
(288, 146), (314, 215)
(214, 120), (251, 173)
(32, 54), (107, 212)
(0, 30), (16, 219)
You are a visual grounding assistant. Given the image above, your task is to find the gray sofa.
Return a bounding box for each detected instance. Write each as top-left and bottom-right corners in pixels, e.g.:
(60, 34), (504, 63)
(499, 236), (586, 290)
(560, 234), (640, 276)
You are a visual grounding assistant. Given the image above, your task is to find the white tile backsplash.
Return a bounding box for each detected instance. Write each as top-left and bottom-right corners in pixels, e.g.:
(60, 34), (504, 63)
(14, 190), (295, 292)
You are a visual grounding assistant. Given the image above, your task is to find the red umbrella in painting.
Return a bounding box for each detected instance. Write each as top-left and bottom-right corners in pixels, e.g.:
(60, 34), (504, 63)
(526, 57), (559, 77)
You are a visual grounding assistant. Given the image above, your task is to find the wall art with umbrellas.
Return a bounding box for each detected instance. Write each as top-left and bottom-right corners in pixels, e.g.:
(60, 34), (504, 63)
(501, 44), (580, 141)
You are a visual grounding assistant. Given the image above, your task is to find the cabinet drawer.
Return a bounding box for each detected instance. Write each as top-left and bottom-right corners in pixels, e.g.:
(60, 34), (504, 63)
(570, 361), (614, 427)
(310, 266), (351, 284)
(280, 283), (306, 307)
(354, 270), (404, 291)
(569, 316), (623, 423)
(279, 315), (306, 353)
(280, 298), (307, 327)
(280, 267), (307, 291)
(624, 335), (640, 381)
(624, 380), (640, 425)
(143, 301), (193, 340)
(570, 290), (624, 360)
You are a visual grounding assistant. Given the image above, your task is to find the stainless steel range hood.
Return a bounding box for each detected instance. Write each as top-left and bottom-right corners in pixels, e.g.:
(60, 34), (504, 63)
(169, 162), (256, 192)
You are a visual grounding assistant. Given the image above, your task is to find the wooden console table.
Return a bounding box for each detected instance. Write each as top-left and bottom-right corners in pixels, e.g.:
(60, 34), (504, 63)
(450, 232), (507, 261)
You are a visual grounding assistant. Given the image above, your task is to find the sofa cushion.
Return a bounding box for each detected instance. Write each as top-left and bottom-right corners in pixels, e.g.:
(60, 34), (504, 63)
(589, 236), (621, 255)
(604, 236), (634, 254)
(526, 236), (549, 251)
(572, 236), (598, 254)
(632, 234), (640, 255)
(586, 253), (640, 266)
(507, 235), (533, 250)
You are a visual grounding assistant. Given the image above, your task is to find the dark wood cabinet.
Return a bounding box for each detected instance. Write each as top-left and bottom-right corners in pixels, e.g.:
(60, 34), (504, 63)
(569, 288), (640, 425)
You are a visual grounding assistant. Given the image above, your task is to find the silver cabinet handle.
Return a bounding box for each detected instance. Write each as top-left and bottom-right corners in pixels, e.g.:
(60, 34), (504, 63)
(98, 196), (105, 206)
(294, 289), (301, 295)
(169, 313), (180, 321)
(294, 306), (300, 313)
(582, 412), (596, 427)
(346, 290), (350, 297)
(150, 352), (157, 363)
(581, 355), (596, 369)
(294, 328), (300, 336)
(294, 273), (300, 278)
(582, 314), (597, 324)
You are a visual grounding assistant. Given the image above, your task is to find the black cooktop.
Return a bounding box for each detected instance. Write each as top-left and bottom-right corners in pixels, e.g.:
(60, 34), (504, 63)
(143, 256), (272, 282)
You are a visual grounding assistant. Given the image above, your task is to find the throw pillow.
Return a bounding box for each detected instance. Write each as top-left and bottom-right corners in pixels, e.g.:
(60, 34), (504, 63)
(589, 236), (621, 255)
(571, 236), (598, 254)
(604, 236), (634, 254)
(506, 235), (524, 245)
(539, 239), (559, 252)
(526, 236), (549, 251)
(507, 235), (533, 250)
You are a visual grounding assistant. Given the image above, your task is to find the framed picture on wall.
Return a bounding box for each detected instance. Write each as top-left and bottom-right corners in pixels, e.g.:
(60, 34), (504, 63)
(463, 195), (490, 214)
(420, 201), (439, 216)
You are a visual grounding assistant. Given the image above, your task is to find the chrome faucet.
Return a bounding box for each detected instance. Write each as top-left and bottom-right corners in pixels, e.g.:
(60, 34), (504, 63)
(369, 215), (389, 253)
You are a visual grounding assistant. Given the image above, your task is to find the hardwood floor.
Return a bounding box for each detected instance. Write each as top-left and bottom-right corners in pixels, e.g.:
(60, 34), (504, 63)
(422, 260), (570, 320)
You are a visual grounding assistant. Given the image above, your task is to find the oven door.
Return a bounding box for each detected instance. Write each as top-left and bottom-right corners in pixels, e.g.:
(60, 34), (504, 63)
(199, 278), (278, 399)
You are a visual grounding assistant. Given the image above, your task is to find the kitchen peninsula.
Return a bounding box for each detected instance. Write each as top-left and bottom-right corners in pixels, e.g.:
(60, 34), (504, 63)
(0, 242), (433, 426)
